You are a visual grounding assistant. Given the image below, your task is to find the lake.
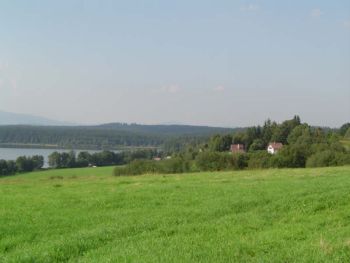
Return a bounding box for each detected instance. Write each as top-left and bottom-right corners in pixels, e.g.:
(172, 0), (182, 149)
(0, 148), (105, 167)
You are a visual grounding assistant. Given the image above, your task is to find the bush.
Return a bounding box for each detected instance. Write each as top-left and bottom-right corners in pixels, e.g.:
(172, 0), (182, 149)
(0, 160), (17, 176)
(158, 158), (190, 174)
(195, 151), (234, 171)
(0, 155), (44, 176)
(249, 139), (265, 151)
(16, 155), (44, 172)
(306, 151), (350, 167)
(248, 151), (271, 169)
(114, 160), (157, 176)
(122, 149), (158, 163)
(48, 151), (76, 168)
(232, 153), (249, 170)
(49, 150), (127, 168)
(113, 157), (191, 176)
(270, 145), (310, 168)
(32, 155), (44, 170)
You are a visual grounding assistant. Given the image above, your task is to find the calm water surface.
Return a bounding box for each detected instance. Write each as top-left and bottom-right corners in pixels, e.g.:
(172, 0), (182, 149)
(0, 148), (103, 167)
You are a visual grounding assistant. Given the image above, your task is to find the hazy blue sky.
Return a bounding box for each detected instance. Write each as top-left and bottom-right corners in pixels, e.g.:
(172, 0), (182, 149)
(0, 0), (349, 127)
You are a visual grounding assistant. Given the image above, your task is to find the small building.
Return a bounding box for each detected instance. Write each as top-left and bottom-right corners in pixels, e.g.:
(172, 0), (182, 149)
(267, 142), (283, 154)
(231, 144), (246, 154)
(153, 157), (162, 161)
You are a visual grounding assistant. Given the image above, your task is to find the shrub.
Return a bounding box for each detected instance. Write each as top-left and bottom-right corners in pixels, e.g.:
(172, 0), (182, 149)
(120, 160), (157, 175)
(195, 151), (233, 171)
(271, 145), (310, 168)
(306, 151), (350, 167)
(16, 155), (44, 172)
(0, 160), (17, 176)
(113, 158), (191, 176)
(232, 153), (249, 170)
(248, 151), (271, 169)
(158, 158), (190, 174)
(249, 139), (265, 151)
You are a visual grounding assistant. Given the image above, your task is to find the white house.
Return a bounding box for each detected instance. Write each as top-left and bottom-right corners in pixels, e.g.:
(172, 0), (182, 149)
(267, 142), (283, 154)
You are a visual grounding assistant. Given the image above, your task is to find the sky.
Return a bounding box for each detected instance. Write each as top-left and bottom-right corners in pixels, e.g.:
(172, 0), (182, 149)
(0, 0), (349, 127)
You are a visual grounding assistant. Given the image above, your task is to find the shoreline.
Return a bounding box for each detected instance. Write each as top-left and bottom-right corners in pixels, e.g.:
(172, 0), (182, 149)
(0, 143), (160, 151)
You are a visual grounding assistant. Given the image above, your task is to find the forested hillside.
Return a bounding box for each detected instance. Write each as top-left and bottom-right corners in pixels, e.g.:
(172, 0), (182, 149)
(0, 124), (239, 150)
(97, 123), (236, 135)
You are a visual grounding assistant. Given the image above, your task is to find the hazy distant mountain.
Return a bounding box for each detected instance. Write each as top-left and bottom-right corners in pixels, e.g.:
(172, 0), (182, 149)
(0, 111), (74, 126)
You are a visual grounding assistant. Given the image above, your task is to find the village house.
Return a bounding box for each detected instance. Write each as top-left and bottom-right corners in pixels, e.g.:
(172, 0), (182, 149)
(231, 144), (246, 154)
(267, 142), (283, 154)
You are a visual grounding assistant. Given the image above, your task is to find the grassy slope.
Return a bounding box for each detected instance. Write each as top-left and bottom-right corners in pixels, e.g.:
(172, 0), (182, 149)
(1, 166), (350, 262)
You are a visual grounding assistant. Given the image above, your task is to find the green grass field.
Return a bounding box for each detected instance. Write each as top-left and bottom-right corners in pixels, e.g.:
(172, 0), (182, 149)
(1, 166), (350, 262)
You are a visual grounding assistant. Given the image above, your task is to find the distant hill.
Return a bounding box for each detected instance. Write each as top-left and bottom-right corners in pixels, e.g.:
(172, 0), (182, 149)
(0, 111), (74, 126)
(96, 123), (236, 136)
(0, 111), (242, 149)
(0, 123), (241, 150)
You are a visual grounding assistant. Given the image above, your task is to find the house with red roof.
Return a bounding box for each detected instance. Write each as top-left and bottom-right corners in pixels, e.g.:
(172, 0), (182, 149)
(231, 144), (246, 154)
(267, 142), (283, 154)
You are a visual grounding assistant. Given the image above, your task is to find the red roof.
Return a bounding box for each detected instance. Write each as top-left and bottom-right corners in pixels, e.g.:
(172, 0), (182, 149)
(268, 142), (283, 150)
(231, 144), (245, 152)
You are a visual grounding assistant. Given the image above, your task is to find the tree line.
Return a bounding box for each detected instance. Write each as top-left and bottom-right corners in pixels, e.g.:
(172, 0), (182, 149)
(48, 149), (160, 169)
(0, 149), (161, 177)
(0, 155), (44, 176)
(192, 117), (350, 170)
(114, 117), (350, 176)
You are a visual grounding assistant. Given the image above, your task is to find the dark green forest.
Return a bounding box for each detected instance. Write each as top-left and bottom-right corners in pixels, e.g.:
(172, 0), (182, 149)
(0, 124), (239, 150)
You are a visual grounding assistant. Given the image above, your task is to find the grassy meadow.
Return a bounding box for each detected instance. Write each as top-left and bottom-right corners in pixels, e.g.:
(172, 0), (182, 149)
(1, 166), (350, 262)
